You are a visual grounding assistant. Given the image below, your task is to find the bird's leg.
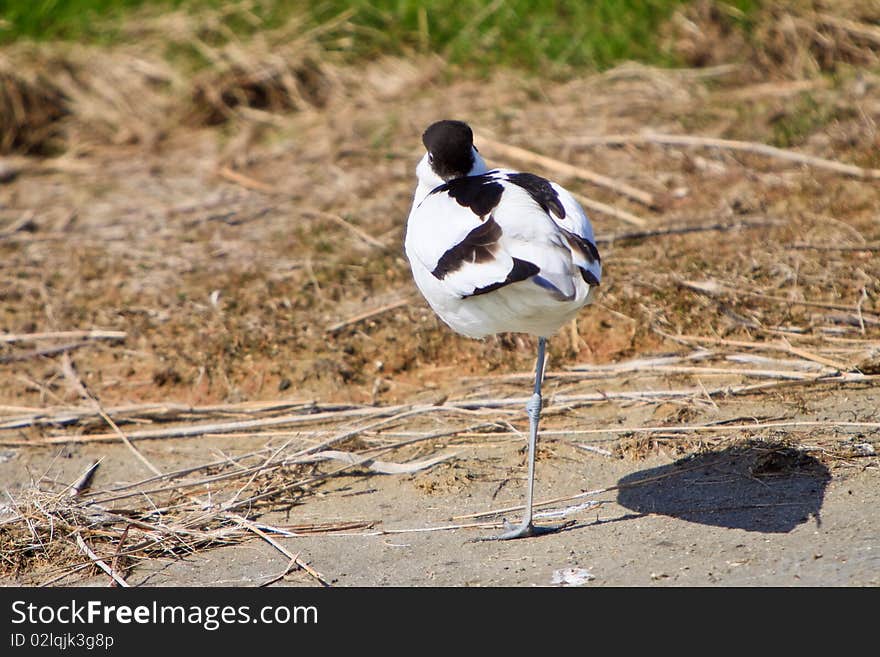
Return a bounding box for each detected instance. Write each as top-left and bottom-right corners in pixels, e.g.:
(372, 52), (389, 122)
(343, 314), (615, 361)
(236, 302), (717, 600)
(477, 337), (569, 541)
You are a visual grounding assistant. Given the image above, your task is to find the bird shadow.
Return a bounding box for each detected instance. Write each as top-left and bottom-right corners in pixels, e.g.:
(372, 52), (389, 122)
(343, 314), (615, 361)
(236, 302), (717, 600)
(613, 441), (831, 533)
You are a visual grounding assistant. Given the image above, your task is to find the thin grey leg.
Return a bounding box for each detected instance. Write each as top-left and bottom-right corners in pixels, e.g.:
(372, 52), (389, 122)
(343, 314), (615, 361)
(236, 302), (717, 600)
(476, 337), (569, 541)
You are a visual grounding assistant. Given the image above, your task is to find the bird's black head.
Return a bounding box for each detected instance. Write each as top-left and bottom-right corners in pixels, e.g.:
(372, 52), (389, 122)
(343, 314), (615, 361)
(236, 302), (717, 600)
(422, 120), (475, 181)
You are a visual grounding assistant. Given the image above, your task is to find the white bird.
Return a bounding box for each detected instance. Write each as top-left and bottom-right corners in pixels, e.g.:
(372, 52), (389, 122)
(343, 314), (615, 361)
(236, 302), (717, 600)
(404, 120), (601, 539)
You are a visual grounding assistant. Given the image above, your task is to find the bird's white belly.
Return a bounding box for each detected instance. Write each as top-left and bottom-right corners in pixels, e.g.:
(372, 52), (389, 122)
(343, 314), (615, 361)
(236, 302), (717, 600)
(410, 261), (593, 339)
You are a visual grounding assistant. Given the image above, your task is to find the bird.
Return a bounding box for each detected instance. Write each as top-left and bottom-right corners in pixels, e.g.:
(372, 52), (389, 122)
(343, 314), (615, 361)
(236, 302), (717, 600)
(404, 120), (601, 540)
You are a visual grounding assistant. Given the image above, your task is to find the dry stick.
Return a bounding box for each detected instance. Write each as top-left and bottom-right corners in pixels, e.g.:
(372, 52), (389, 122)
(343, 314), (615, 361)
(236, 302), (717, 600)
(502, 363), (834, 381)
(453, 374), (874, 416)
(60, 354), (161, 477)
(227, 515), (330, 587)
(109, 524), (132, 588)
(216, 165), (276, 193)
(576, 444), (614, 457)
(74, 534), (130, 587)
(453, 488), (610, 522)
(444, 377), (841, 409)
(0, 330), (127, 343)
(656, 331), (853, 371)
(366, 520), (500, 535)
(791, 242), (880, 252)
(750, 292), (880, 317)
(0, 398), (318, 431)
(0, 341), (93, 364)
(598, 218), (781, 245)
(567, 132), (880, 180)
(475, 134), (658, 208)
(68, 460), (102, 498)
(486, 350), (818, 380)
(216, 166), (388, 249)
(569, 191), (647, 227)
(783, 344), (852, 372)
(4, 404), (406, 446)
(276, 521), (374, 534)
(677, 279), (880, 316)
(304, 211), (388, 250)
(260, 559), (299, 588)
(458, 419), (880, 439)
(326, 296), (413, 334)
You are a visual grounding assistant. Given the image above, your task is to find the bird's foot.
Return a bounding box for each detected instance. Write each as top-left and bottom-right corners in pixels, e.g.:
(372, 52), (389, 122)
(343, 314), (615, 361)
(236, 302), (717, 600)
(470, 518), (575, 542)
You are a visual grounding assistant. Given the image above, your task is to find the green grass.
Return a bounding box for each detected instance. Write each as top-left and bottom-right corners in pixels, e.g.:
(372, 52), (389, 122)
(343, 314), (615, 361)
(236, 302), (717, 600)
(0, 0), (762, 73)
(311, 0), (689, 72)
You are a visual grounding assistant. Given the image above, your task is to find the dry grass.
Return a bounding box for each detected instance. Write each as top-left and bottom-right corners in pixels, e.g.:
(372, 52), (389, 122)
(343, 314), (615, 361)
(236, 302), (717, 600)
(0, 57), (68, 154)
(667, 0), (880, 79)
(0, 5), (341, 155)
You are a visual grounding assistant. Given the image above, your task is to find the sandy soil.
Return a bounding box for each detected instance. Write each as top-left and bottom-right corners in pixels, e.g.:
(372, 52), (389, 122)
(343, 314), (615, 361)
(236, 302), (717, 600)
(1, 44), (879, 586)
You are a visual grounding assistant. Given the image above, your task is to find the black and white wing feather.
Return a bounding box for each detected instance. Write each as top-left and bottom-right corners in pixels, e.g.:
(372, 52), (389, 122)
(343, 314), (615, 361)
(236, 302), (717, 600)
(406, 170), (600, 301)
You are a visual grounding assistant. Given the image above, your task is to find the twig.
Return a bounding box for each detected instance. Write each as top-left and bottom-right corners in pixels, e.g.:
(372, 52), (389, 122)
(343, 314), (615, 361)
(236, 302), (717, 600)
(572, 363), (836, 380)
(790, 242), (880, 252)
(444, 375), (874, 409)
(304, 210), (388, 249)
(109, 524), (132, 588)
(68, 460), (102, 498)
(0, 330), (126, 343)
(291, 449), (457, 474)
(74, 534), (130, 587)
(569, 192), (647, 227)
(459, 419), (880, 440)
(227, 514), (330, 587)
(326, 296), (412, 334)
(353, 520), (499, 535)
(475, 134), (658, 208)
(657, 332), (853, 370)
(216, 165), (276, 193)
(2, 404), (402, 445)
(0, 341), (93, 364)
(676, 279), (880, 316)
(566, 132), (880, 180)
(61, 354), (161, 476)
(454, 487), (611, 521)
(575, 444), (613, 457)
(0, 398), (318, 431)
(276, 521), (375, 534)
(598, 218), (781, 245)
(260, 559), (299, 587)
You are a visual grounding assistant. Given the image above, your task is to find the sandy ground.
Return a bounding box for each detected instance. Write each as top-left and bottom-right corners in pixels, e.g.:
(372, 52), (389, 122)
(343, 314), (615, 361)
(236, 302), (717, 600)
(3, 384), (877, 586)
(1, 44), (879, 586)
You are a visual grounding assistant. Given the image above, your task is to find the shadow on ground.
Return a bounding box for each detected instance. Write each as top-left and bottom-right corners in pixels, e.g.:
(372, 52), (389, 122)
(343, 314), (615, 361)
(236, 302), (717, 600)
(615, 442), (831, 533)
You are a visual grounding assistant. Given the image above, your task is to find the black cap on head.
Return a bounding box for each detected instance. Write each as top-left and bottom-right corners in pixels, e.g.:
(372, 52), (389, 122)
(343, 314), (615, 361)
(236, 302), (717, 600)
(422, 120), (475, 180)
